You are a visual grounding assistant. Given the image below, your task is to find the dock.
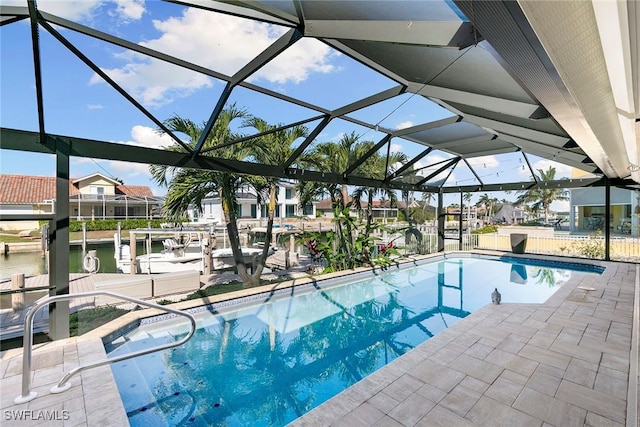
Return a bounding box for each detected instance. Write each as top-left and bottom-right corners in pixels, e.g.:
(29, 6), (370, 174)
(0, 255), (316, 341)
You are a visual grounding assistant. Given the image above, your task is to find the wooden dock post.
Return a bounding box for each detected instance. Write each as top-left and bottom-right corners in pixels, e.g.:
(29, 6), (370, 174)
(0, 242), (6, 255)
(129, 230), (137, 274)
(11, 273), (25, 311)
(81, 221), (87, 258)
(203, 232), (212, 275)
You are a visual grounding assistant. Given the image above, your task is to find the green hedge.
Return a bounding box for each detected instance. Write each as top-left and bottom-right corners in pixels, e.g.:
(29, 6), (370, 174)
(67, 219), (165, 232)
(471, 225), (498, 234)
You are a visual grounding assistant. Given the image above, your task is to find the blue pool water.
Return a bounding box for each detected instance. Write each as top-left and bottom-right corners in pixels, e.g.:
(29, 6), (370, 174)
(106, 256), (602, 426)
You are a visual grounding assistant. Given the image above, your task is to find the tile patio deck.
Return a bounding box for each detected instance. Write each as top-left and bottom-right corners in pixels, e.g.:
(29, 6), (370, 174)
(0, 252), (638, 427)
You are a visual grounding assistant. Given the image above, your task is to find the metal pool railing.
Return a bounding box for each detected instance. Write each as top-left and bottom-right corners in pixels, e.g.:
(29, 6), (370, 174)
(14, 291), (197, 404)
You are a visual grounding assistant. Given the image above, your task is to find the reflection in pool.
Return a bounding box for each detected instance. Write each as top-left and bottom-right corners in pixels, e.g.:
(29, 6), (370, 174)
(106, 256), (602, 426)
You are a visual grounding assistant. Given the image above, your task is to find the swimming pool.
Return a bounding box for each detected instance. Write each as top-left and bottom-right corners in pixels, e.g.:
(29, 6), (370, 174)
(105, 255), (603, 426)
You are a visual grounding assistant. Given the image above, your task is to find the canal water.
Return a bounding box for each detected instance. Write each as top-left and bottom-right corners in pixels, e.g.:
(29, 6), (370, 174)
(0, 241), (163, 282)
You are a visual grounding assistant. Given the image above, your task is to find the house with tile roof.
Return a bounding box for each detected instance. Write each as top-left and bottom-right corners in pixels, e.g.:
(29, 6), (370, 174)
(0, 173), (161, 230)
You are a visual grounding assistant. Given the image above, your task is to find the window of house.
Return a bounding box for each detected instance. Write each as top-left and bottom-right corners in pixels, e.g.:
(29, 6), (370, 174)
(251, 204), (257, 218)
(286, 205), (295, 217)
(285, 188), (293, 200)
(261, 205), (281, 217)
(302, 203), (313, 215)
(91, 186), (105, 200)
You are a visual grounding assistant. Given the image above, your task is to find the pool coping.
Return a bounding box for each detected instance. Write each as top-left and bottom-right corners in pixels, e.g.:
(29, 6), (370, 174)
(0, 250), (636, 426)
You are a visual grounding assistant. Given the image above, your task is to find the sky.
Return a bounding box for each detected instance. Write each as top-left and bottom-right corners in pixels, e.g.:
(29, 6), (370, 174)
(0, 0), (575, 212)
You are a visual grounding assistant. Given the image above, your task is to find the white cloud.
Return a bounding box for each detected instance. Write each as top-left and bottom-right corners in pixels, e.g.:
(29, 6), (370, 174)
(395, 121), (414, 130)
(112, 0), (144, 21)
(107, 159), (149, 178)
(390, 143), (403, 153)
(118, 124), (177, 149)
(71, 125), (177, 185)
(87, 104), (104, 110)
(414, 155), (453, 182)
(5, 0), (144, 22)
(89, 60), (212, 108)
(18, 0), (102, 21)
(92, 8), (337, 107)
(466, 155), (499, 169)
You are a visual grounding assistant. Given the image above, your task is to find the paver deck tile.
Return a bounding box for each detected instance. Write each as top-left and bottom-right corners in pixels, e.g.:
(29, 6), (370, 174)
(466, 395), (541, 427)
(556, 379), (626, 424)
(415, 404), (476, 427)
(527, 367), (562, 396)
(563, 358), (597, 388)
(518, 343), (572, 370)
(387, 392), (435, 426)
(484, 376), (523, 405)
(448, 353), (503, 384)
(438, 383), (482, 417)
(513, 387), (586, 427)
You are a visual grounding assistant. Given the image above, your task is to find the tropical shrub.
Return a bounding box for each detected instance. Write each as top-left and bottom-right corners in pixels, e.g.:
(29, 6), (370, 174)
(66, 219), (165, 232)
(571, 231), (605, 259)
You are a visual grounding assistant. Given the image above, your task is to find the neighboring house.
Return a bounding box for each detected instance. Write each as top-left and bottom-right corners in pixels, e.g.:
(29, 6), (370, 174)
(491, 204), (526, 224)
(445, 206), (481, 222)
(569, 187), (639, 235)
(0, 173), (160, 230)
(187, 180), (316, 225)
(315, 197), (432, 221)
(567, 169), (640, 235)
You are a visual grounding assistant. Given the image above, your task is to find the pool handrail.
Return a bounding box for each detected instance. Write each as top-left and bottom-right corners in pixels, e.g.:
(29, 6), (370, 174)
(14, 291), (197, 404)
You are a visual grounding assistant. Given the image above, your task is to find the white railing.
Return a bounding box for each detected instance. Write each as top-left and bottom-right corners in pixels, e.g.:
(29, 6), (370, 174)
(397, 231), (639, 262)
(473, 233), (639, 262)
(14, 291), (197, 404)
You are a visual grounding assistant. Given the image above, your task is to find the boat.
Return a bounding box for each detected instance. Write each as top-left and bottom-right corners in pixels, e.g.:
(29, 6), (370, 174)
(114, 227), (276, 274)
(114, 228), (210, 274)
(247, 226), (300, 250)
(209, 247), (271, 271)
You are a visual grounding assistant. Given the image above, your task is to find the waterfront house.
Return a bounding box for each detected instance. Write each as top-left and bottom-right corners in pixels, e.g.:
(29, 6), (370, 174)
(0, 173), (161, 230)
(185, 180), (316, 227)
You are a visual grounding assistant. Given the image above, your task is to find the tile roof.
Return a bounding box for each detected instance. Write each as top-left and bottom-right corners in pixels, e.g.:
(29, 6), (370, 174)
(115, 184), (154, 198)
(0, 174), (154, 204)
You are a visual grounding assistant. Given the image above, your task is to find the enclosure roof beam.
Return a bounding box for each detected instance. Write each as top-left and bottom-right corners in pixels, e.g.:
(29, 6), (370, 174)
(193, 28), (303, 155)
(2, 127), (628, 193)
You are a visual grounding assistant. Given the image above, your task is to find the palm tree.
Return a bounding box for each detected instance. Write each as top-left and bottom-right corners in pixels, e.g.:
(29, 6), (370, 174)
(297, 132), (373, 265)
(352, 148), (407, 235)
(515, 166), (569, 223)
(476, 193), (490, 222)
(150, 105), (266, 287)
(421, 192), (435, 210)
(476, 193), (498, 222)
(463, 192), (472, 226)
(243, 117), (309, 279)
